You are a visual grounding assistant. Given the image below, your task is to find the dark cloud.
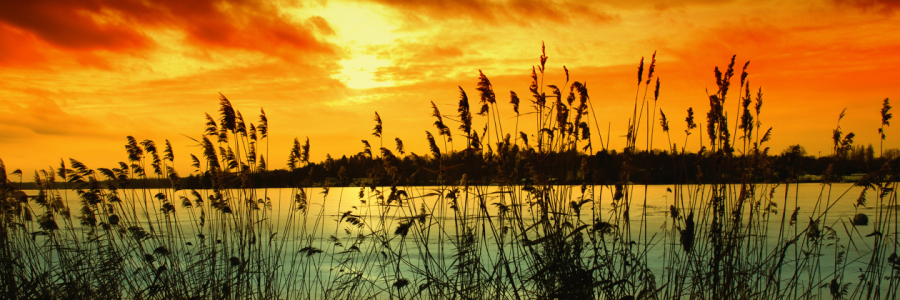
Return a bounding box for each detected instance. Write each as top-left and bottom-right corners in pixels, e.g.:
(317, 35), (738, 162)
(0, 1), (149, 51)
(0, 0), (339, 66)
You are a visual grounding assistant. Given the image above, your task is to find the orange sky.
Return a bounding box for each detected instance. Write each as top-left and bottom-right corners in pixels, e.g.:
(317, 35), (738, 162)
(1, 0), (899, 177)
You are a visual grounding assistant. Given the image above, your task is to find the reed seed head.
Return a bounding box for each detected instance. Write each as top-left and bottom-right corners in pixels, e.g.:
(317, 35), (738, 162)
(646, 51), (656, 85)
(373, 112), (383, 138)
(637, 56), (644, 85)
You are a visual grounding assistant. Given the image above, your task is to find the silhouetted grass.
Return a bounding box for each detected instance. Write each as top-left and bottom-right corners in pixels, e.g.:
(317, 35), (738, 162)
(1, 44), (898, 300)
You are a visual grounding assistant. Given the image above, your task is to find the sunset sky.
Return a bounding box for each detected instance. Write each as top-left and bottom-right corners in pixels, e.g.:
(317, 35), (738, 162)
(1, 0), (898, 177)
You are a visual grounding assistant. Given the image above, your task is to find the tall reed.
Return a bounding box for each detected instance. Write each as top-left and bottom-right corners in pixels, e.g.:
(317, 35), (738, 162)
(1, 44), (897, 300)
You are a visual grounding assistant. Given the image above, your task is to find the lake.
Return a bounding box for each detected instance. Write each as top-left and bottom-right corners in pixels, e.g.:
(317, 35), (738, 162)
(21, 182), (898, 299)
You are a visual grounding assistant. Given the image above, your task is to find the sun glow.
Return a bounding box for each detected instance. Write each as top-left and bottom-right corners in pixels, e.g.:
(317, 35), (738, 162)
(301, 2), (401, 89)
(337, 54), (393, 89)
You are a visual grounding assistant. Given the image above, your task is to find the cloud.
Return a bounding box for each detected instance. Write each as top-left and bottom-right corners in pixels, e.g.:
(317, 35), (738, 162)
(665, 22), (787, 71)
(365, 41), (472, 83)
(368, 0), (618, 27)
(599, 0), (735, 10)
(307, 15), (337, 36)
(0, 24), (48, 67)
(832, 0), (900, 13)
(0, 0), (340, 67)
(0, 97), (115, 141)
(0, 1), (150, 51)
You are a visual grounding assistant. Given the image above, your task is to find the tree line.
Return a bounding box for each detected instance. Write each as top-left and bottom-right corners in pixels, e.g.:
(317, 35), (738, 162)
(8, 143), (895, 191)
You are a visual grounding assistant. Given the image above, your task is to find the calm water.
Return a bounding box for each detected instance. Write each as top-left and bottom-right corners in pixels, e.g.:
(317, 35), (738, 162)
(29, 182), (898, 297)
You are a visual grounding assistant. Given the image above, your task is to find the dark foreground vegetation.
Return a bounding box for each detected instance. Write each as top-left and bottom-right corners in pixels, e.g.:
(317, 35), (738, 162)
(1, 45), (899, 299)
(62, 144), (900, 189)
(12, 143), (892, 190)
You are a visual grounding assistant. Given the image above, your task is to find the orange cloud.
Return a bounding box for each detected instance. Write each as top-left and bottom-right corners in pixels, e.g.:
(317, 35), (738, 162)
(0, 97), (115, 142)
(0, 24), (48, 67)
(833, 0), (900, 13)
(0, 1), (149, 51)
(598, 0), (736, 10)
(0, 0), (339, 68)
(367, 42), (472, 83)
(368, 0), (618, 26)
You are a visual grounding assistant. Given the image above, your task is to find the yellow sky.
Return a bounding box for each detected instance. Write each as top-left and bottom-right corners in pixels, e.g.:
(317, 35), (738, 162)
(1, 0), (899, 177)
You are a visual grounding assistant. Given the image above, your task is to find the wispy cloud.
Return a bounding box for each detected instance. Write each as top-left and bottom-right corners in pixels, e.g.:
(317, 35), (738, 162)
(0, 97), (115, 141)
(367, 0), (619, 27)
(832, 0), (900, 13)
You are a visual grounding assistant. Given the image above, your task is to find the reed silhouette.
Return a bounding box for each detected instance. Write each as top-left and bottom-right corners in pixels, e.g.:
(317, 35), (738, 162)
(0, 44), (898, 300)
